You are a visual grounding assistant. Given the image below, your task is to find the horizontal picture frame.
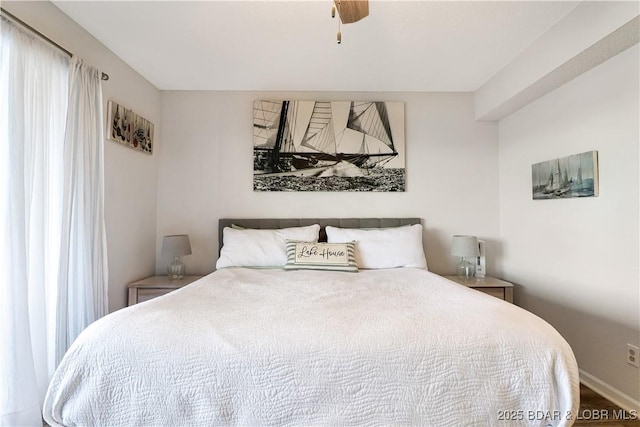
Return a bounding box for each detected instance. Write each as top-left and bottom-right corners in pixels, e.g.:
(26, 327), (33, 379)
(532, 151), (599, 200)
(107, 100), (154, 154)
(253, 100), (405, 192)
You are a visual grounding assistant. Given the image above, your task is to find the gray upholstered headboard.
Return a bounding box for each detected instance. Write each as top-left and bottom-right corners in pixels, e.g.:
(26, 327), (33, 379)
(218, 218), (421, 252)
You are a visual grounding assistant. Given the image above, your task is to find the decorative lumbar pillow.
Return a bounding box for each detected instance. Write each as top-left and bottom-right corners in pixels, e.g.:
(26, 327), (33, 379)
(325, 224), (427, 269)
(284, 241), (358, 272)
(216, 224), (321, 269)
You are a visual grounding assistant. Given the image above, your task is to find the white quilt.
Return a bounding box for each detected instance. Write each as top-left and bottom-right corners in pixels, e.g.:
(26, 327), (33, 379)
(44, 268), (579, 427)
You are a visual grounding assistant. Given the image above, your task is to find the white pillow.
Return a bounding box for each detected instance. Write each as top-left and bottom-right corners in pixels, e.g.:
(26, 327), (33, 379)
(216, 224), (321, 269)
(325, 224), (427, 269)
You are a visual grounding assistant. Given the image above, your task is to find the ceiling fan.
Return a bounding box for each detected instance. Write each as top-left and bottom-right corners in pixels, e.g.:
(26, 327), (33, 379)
(334, 0), (369, 24)
(332, 0), (369, 44)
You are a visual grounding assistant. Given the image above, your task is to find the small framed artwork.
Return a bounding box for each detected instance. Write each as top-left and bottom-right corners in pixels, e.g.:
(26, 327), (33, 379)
(107, 100), (154, 154)
(532, 150), (599, 200)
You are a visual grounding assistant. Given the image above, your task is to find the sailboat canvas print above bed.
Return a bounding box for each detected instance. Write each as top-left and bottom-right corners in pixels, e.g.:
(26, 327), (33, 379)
(253, 100), (405, 192)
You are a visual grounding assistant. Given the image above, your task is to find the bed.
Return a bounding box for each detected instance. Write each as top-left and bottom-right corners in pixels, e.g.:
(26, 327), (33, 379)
(43, 218), (579, 426)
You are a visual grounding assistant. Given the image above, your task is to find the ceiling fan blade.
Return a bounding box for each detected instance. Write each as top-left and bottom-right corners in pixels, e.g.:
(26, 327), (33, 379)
(335, 0), (369, 24)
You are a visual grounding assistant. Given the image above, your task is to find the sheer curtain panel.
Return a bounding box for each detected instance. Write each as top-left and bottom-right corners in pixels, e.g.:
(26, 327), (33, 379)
(0, 16), (108, 426)
(0, 17), (69, 426)
(56, 56), (109, 364)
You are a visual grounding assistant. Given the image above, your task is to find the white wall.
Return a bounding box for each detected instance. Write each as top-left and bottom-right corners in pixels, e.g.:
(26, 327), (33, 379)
(498, 46), (640, 407)
(3, 1), (162, 312)
(157, 92), (499, 276)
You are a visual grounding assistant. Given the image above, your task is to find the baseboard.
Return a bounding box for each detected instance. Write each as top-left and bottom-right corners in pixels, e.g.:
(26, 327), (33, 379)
(580, 369), (640, 413)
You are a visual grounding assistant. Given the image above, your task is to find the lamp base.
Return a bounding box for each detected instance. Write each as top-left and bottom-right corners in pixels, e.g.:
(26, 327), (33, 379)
(167, 257), (185, 280)
(456, 257), (476, 279)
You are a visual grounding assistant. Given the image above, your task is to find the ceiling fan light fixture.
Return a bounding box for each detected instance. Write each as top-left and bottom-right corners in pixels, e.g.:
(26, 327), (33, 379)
(331, 0), (368, 45)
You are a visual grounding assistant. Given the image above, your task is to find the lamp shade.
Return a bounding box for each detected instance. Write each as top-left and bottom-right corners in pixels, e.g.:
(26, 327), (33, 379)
(162, 234), (192, 258)
(451, 235), (479, 258)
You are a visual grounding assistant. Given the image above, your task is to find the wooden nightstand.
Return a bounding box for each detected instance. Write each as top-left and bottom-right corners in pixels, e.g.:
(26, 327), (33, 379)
(128, 275), (203, 306)
(444, 275), (514, 303)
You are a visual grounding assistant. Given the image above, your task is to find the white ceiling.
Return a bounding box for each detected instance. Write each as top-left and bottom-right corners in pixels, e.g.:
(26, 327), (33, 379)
(53, 1), (580, 92)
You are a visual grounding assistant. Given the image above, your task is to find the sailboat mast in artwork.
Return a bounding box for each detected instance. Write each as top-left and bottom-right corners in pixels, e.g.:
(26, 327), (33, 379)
(253, 100), (405, 192)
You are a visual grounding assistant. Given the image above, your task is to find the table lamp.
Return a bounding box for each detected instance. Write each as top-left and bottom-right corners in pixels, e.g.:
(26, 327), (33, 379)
(451, 235), (479, 279)
(162, 234), (192, 280)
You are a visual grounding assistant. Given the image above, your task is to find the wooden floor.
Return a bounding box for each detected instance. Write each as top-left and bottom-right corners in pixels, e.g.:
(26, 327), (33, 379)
(575, 384), (640, 426)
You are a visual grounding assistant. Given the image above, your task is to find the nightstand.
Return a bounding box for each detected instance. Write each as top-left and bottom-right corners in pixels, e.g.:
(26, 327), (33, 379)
(127, 275), (203, 306)
(444, 275), (514, 303)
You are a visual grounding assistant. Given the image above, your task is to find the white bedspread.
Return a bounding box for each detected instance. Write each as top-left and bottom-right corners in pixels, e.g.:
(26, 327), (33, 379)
(44, 268), (579, 426)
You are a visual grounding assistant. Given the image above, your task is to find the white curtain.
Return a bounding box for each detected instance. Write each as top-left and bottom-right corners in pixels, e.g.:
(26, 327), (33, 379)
(56, 57), (109, 365)
(0, 17), (108, 427)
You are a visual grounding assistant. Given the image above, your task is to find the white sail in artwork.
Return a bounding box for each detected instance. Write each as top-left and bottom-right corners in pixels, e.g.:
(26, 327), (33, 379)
(300, 102), (336, 154)
(331, 102), (350, 143)
(544, 172), (554, 193)
(544, 159), (570, 196)
(288, 101), (314, 150)
(347, 102), (394, 150)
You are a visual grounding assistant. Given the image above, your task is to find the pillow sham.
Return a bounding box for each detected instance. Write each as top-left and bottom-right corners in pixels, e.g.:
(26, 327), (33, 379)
(325, 224), (427, 269)
(216, 224), (321, 269)
(284, 241), (358, 272)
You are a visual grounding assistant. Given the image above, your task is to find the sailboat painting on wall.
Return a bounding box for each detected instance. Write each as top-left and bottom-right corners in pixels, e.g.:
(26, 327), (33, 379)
(532, 151), (599, 200)
(253, 100), (405, 192)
